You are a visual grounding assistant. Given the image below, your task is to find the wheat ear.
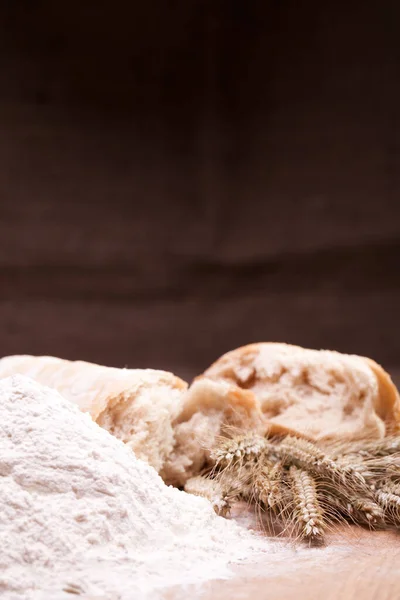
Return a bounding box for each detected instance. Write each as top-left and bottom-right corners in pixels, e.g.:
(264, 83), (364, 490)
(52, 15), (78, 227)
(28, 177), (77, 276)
(317, 490), (351, 523)
(318, 476), (384, 527)
(273, 436), (369, 494)
(375, 482), (400, 525)
(252, 460), (285, 511)
(211, 432), (267, 469)
(184, 475), (231, 516)
(350, 497), (384, 527)
(333, 436), (400, 458)
(288, 465), (325, 544)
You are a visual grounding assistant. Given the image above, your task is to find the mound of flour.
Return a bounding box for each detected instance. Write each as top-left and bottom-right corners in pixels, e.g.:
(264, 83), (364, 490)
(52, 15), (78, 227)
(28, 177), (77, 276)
(0, 375), (267, 599)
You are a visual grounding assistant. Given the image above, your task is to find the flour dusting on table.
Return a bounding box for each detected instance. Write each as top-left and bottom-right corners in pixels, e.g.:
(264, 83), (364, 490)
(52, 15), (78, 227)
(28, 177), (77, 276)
(0, 376), (269, 599)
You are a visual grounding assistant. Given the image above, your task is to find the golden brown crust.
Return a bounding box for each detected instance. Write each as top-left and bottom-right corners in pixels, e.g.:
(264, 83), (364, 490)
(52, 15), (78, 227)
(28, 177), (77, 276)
(365, 358), (400, 433)
(199, 343), (260, 385)
(265, 421), (316, 442)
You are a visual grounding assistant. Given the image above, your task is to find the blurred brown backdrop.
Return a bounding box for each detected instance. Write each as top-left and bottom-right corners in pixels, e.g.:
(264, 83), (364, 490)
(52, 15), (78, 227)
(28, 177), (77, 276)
(0, 1), (399, 381)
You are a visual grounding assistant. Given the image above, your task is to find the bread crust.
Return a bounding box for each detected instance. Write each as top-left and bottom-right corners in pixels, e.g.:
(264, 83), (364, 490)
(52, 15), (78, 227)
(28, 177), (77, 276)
(0, 354), (186, 416)
(365, 357), (400, 433)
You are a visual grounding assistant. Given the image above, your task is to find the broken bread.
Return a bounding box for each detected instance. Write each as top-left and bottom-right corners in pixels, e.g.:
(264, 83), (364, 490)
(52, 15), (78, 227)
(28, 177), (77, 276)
(0, 354), (187, 473)
(0, 354), (297, 486)
(161, 377), (306, 486)
(161, 378), (264, 486)
(201, 343), (400, 442)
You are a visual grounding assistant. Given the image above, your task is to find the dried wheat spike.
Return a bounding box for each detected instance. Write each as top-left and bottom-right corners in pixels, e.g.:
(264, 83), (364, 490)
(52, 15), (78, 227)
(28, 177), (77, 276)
(274, 436), (369, 494)
(209, 433), (269, 507)
(334, 453), (368, 474)
(370, 437), (400, 456)
(377, 481), (400, 495)
(216, 460), (256, 502)
(184, 475), (231, 516)
(288, 465), (325, 544)
(319, 477), (384, 527)
(252, 460), (285, 510)
(340, 455), (400, 489)
(375, 483), (400, 525)
(211, 432), (267, 469)
(350, 497), (384, 527)
(336, 436), (400, 458)
(318, 490), (350, 521)
(333, 454), (382, 489)
(366, 455), (400, 475)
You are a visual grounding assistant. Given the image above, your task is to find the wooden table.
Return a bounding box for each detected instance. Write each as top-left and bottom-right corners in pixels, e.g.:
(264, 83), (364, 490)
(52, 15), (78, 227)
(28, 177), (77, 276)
(168, 504), (400, 600)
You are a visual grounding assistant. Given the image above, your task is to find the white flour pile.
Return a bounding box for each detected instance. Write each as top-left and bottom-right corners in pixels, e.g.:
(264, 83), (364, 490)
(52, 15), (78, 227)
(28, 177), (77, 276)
(0, 375), (269, 600)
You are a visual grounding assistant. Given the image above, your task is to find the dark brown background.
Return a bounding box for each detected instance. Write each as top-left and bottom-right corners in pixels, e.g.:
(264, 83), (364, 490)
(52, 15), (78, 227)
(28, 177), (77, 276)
(0, 1), (399, 382)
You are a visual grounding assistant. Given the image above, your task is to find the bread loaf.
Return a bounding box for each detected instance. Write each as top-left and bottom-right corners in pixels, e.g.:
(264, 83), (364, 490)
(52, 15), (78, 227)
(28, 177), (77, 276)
(201, 343), (400, 441)
(0, 355), (187, 473)
(161, 378), (264, 485)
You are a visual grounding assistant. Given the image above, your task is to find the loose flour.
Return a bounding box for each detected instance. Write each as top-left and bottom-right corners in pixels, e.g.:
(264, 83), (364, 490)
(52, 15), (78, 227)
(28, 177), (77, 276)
(0, 375), (269, 599)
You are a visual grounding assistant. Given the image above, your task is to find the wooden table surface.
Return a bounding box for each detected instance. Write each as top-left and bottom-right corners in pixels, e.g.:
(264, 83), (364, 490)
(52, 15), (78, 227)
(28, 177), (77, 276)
(168, 504), (400, 600)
